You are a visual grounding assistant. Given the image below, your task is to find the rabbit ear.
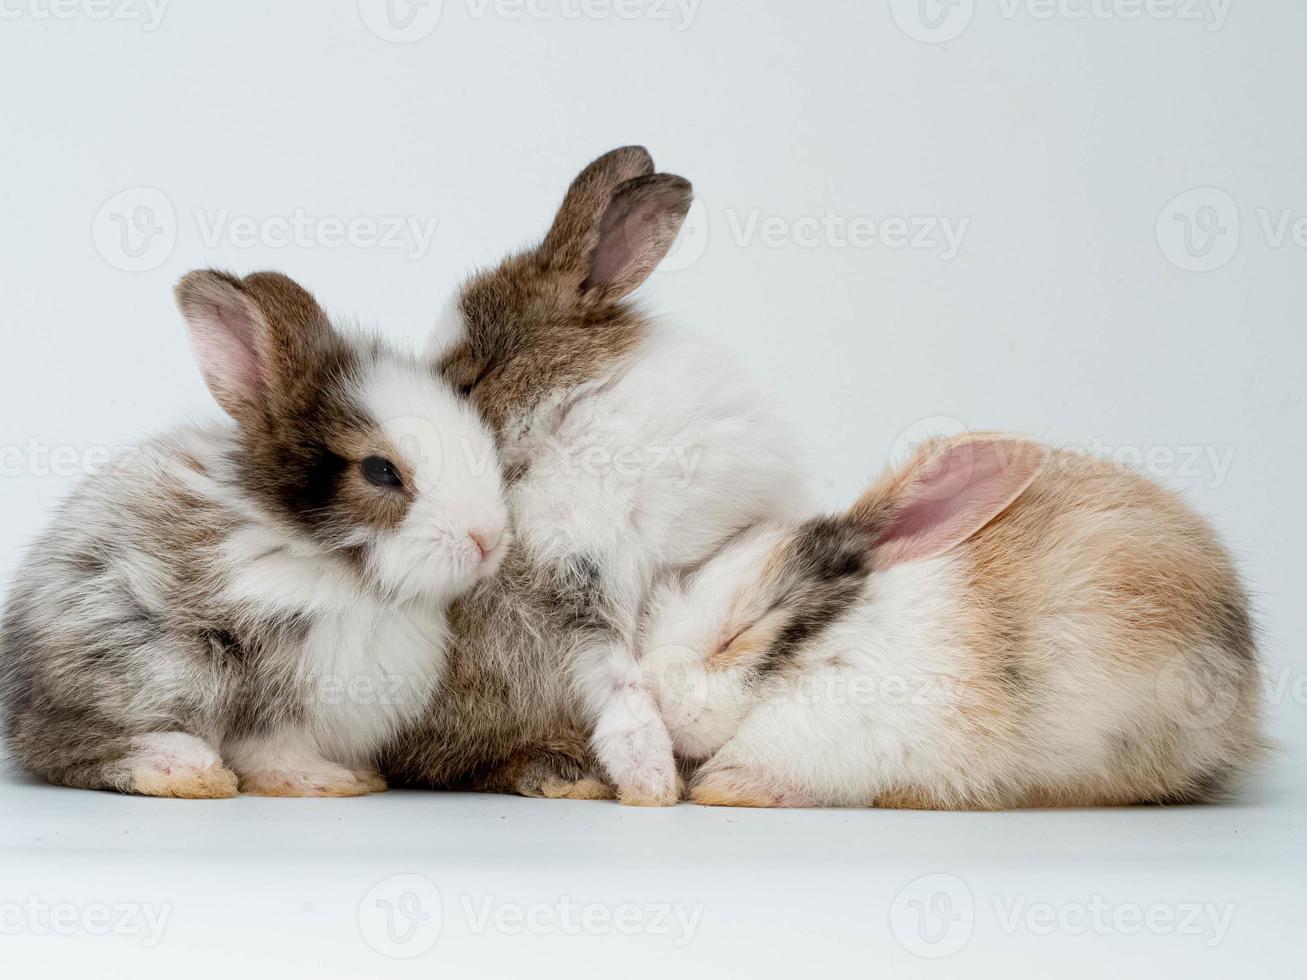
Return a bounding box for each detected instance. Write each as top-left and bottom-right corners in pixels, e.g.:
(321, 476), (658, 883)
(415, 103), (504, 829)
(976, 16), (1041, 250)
(582, 174), (693, 298)
(539, 146), (693, 298)
(175, 269), (332, 425)
(852, 435), (1050, 570)
(541, 145), (655, 270)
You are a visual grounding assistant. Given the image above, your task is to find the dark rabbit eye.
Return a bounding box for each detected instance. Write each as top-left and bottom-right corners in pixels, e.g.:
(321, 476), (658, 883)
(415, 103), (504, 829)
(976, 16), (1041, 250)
(361, 456), (403, 490)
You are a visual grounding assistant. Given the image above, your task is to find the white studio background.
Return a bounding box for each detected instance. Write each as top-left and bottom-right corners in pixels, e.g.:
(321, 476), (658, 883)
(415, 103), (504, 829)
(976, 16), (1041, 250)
(0, 3), (1304, 977)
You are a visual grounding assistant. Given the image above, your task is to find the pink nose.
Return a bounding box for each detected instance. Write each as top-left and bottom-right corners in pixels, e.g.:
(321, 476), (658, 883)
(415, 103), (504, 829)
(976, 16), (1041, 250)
(468, 528), (503, 561)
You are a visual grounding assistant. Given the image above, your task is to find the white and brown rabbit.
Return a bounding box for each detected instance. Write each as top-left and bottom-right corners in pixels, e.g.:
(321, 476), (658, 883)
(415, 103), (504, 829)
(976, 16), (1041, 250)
(639, 433), (1264, 808)
(0, 270), (509, 798)
(381, 147), (806, 805)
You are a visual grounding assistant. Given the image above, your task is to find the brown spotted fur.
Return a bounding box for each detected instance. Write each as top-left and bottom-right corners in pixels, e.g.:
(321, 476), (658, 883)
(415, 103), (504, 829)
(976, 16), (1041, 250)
(380, 148), (696, 795)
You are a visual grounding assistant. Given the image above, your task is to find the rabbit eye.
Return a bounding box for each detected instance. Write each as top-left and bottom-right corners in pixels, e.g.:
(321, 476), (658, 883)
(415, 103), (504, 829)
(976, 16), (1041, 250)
(361, 456), (403, 490)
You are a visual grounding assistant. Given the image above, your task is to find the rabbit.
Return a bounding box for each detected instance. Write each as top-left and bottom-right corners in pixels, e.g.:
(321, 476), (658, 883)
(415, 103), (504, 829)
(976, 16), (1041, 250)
(0, 269), (509, 798)
(380, 146), (807, 805)
(637, 433), (1265, 808)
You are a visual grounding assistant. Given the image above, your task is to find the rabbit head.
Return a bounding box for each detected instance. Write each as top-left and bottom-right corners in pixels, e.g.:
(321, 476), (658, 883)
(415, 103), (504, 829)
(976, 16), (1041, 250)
(641, 435), (1050, 759)
(176, 269), (510, 604)
(433, 146), (693, 432)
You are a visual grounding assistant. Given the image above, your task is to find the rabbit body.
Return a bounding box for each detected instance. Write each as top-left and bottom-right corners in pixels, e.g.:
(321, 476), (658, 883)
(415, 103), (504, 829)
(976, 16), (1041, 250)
(2, 271), (508, 797)
(381, 147), (806, 804)
(641, 437), (1264, 808)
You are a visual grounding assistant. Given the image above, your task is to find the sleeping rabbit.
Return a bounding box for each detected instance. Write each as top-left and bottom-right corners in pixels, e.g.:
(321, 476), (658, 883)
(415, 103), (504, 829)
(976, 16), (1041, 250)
(639, 433), (1263, 808)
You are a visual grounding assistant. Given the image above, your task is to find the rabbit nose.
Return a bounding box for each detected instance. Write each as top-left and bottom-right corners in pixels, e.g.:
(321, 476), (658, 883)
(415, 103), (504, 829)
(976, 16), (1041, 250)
(468, 528), (503, 561)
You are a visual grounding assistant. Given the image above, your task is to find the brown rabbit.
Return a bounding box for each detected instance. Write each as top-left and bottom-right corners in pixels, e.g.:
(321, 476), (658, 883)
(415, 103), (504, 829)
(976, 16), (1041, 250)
(380, 147), (806, 803)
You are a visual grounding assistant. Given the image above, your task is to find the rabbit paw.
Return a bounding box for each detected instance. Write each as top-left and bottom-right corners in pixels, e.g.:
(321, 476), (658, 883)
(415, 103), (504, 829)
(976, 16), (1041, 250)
(355, 769), (389, 793)
(537, 776), (618, 800)
(126, 733), (238, 800)
(605, 724), (680, 807)
(239, 763), (372, 798)
(478, 732), (614, 800)
(690, 764), (815, 808)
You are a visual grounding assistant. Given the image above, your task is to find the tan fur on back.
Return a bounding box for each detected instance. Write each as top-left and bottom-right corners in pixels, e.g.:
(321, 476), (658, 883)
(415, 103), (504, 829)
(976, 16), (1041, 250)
(880, 446), (1262, 809)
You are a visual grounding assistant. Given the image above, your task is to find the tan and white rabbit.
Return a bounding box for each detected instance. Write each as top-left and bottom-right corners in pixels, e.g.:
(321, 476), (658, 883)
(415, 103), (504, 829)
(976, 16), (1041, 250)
(0, 270), (508, 798)
(381, 147), (806, 805)
(640, 433), (1263, 808)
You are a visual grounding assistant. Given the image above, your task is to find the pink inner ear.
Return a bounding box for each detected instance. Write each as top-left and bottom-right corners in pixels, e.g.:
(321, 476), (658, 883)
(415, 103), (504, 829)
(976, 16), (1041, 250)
(583, 175), (691, 295)
(875, 437), (1049, 569)
(186, 300), (263, 416)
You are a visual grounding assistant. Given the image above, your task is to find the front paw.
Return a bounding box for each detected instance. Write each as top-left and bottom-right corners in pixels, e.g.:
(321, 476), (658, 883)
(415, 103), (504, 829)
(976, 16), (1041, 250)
(606, 725), (680, 807)
(124, 733), (238, 799)
(619, 772), (683, 807)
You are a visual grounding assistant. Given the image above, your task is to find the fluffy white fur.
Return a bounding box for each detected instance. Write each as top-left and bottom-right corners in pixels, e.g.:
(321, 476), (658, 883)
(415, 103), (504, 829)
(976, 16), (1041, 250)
(198, 353), (507, 788)
(644, 555), (977, 805)
(355, 357), (509, 601)
(442, 312), (808, 803)
(1, 274), (509, 798)
(638, 437), (1262, 808)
